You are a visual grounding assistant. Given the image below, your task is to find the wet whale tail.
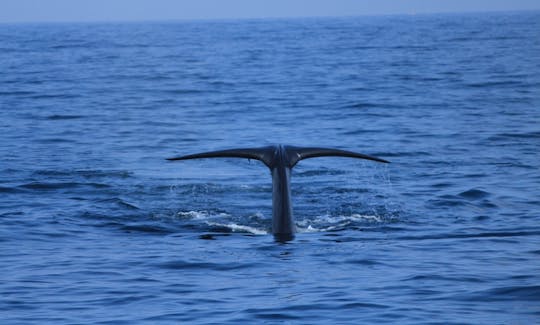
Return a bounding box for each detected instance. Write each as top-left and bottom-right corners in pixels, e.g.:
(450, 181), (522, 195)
(167, 145), (388, 241)
(167, 145), (389, 166)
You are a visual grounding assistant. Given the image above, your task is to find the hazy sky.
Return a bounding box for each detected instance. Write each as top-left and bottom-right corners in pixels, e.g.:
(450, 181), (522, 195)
(1, 0), (539, 23)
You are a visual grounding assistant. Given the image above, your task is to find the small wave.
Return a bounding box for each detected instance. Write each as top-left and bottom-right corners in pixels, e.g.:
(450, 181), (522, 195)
(172, 183), (231, 195)
(397, 230), (540, 241)
(430, 189), (497, 209)
(461, 285), (540, 302)
(294, 169), (347, 177)
(159, 260), (254, 271)
(0, 186), (25, 193)
(98, 198), (139, 210)
(176, 210), (230, 220)
(343, 102), (387, 109)
(458, 188), (490, 200)
(174, 209), (389, 235)
(173, 210), (270, 235)
(31, 169), (132, 179)
(121, 224), (173, 234)
(205, 221), (268, 235)
(49, 42), (95, 49)
(300, 225), (325, 233)
(430, 182), (453, 188)
(465, 80), (523, 88)
(18, 181), (110, 190)
(37, 138), (76, 143)
(297, 214), (384, 233)
(46, 114), (85, 120)
(30, 93), (80, 99)
(301, 214), (383, 224)
(487, 285), (540, 301)
(488, 131), (540, 140)
(162, 89), (202, 95)
(370, 151), (430, 157)
(345, 259), (388, 266)
(0, 90), (35, 96)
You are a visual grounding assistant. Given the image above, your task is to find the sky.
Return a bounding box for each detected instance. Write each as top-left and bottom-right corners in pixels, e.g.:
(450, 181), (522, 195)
(1, 0), (539, 23)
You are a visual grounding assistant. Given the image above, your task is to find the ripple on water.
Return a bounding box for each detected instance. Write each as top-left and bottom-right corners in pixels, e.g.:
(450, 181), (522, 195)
(458, 188), (491, 200)
(158, 260), (256, 271)
(45, 114), (86, 120)
(32, 169), (133, 178)
(459, 285), (540, 303)
(18, 182), (111, 190)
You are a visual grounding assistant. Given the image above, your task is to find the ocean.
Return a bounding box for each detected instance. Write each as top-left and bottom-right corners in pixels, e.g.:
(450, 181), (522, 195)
(1, 11), (539, 324)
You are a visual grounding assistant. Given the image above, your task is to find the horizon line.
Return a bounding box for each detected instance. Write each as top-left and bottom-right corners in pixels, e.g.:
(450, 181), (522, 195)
(1, 8), (538, 25)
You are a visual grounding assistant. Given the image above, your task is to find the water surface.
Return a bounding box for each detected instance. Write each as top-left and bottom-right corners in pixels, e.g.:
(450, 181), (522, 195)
(1, 11), (540, 324)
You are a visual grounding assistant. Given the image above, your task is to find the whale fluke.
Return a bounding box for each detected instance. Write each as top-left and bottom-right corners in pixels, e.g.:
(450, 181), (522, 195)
(167, 145), (388, 241)
(285, 146), (389, 166)
(167, 146), (276, 167)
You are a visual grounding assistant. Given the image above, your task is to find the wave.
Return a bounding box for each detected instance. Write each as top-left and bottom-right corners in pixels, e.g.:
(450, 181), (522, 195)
(97, 198), (139, 210)
(461, 285), (540, 302)
(458, 188), (490, 200)
(174, 210), (268, 235)
(488, 131), (540, 140)
(397, 230), (540, 241)
(46, 114), (86, 120)
(31, 169), (133, 179)
(18, 181), (110, 190)
(428, 188), (496, 208)
(176, 210), (231, 220)
(296, 214), (385, 233)
(158, 260), (256, 271)
(174, 210), (388, 236)
(465, 80), (524, 88)
(0, 186), (25, 193)
(205, 221), (268, 235)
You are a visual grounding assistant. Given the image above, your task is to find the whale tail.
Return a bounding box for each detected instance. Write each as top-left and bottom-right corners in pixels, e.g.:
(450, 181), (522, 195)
(167, 145), (388, 241)
(167, 145), (389, 168)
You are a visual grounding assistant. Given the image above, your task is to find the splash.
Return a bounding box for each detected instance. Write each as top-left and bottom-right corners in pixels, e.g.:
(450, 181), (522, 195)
(175, 210), (388, 235)
(176, 210), (229, 220)
(175, 210), (269, 235)
(205, 221), (268, 235)
(296, 213), (384, 233)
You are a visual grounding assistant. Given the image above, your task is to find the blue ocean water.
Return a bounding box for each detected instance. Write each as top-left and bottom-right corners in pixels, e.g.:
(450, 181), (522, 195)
(1, 11), (540, 323)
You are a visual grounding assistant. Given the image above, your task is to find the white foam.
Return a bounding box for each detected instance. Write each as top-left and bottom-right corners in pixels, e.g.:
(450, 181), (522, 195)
(297, 213), (382, 226)
(303, 225), (321, 233)
(296, 213), (383, 233)
(176, 210), (229, 220)
(205, 221), (268, 235)
(349, 214), (382, 222)
(177, 210), (382, 235)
